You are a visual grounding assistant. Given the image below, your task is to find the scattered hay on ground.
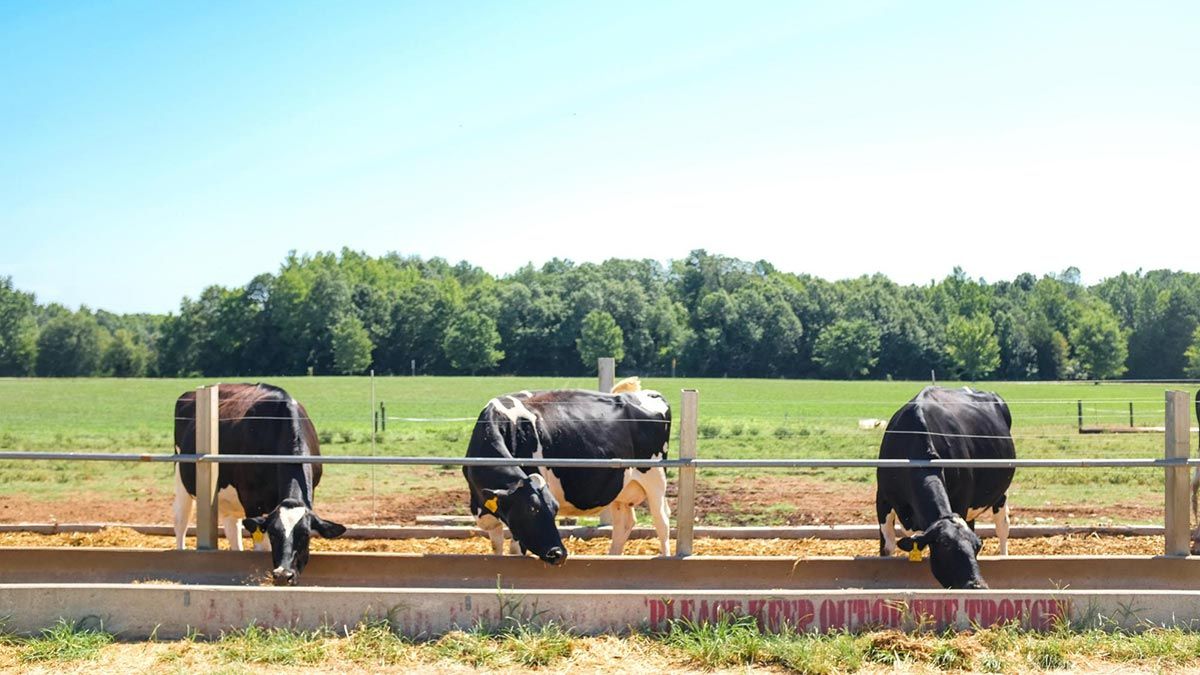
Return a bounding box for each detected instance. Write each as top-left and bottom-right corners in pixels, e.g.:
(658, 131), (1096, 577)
(0, 529), (1165, 557)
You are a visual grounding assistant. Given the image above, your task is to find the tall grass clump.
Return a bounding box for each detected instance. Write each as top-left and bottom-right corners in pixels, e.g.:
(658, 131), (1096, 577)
(20, 619), (113, 663)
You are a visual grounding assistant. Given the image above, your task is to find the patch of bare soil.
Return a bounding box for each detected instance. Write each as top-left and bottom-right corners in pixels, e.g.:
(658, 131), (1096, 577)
(0, 474), (1162, 531)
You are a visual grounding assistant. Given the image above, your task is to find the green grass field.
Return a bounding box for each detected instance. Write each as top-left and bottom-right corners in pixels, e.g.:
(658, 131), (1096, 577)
(0, 376), (1186, 526)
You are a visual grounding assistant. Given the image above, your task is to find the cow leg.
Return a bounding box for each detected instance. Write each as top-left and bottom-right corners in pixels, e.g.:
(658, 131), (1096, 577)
(880, 511), (900, 556)
(642, 467), (672, 556)
(508, 536), (521, 555)
(476, 514), (506, 555)
(608, 502), (635, 555)
(224, 517), (244, 552)
(216, 486), (244, 552)
(876, 494), (896, 556)
(995, 503), (1010, 556)
(173, 467), (194, 551)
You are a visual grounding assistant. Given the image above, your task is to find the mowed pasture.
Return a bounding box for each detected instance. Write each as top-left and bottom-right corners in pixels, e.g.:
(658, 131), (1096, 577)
(0, 377), (1183, 528)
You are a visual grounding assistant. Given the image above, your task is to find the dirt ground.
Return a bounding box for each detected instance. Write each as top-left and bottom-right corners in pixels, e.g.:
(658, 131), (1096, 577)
(0, 527), (1164, 557)
(0, 477), (1163, 528)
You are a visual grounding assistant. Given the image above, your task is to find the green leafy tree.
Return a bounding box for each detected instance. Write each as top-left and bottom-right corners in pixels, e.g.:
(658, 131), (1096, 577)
(576, 309), (625, 369)
(0, 277), (38, 376)
(102, 329), (149, 377)
(442, 311), (504, 374)
(35, 310), (108, 376)
(944, 314), (1001, 380)
(1071, 306), (1128, 379)
(331, 314), (373, 375)
(812, 319), (880, 378)
(1184, 327), (1200, 378)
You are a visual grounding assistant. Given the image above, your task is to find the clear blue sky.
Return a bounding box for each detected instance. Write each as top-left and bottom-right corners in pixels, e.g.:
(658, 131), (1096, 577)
(2, 1), (1197, 314)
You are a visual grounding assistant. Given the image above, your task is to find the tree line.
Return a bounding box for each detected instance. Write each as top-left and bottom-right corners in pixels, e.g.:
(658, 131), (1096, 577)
(3, 249), (1200, 380)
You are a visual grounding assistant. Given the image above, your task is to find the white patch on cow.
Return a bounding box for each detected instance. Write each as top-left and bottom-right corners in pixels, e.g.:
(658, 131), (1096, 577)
(278, 505), (308, 538)
(475, 512), (507, 554)
(489, 395), (543, 454)
(881, 510), (919, 556)
(966, 506), (992, 522)
(217, 486), (243, 516)
(629, 390), (669, 417)
(536, 459), (605, 517)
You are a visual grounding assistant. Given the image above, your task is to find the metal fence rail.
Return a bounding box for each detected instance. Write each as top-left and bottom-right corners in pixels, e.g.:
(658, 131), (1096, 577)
(0, 451), (1196, 469)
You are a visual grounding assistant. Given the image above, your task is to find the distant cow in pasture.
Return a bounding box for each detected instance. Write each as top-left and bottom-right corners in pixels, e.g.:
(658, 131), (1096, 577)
(173, 383), (345, 585)
(875, 386), (1016, 589)
(463, 378), (671, 565)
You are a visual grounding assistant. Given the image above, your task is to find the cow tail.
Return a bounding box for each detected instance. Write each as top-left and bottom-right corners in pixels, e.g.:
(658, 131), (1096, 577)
(285, 397), (315, 503)
(486, 409), (514, 459)
(912, 405), (939, 460)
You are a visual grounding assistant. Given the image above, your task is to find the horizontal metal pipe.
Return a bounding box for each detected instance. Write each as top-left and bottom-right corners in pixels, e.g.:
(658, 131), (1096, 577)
(0, 452), (197, 463)
(0, 451), (1189, 469)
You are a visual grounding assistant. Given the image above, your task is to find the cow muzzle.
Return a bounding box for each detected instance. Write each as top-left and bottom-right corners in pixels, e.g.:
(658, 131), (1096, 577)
(541, 547), (567, 566)
(271, 567), (298, 586)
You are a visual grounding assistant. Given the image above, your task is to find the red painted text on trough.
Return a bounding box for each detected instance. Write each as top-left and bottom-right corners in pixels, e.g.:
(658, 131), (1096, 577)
(645, 596), (1069, 631)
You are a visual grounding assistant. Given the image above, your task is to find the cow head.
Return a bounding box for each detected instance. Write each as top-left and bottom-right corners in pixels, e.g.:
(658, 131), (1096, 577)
(481, 473), (566, 565)
(242, 499), (346, 585)
(898, 516), (986, 589)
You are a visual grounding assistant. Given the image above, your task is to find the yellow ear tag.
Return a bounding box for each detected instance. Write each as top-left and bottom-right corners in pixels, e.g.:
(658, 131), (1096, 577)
(484, 497), (499, 512)
(252, 530), (263, 545)
(908, 547), (923, 562)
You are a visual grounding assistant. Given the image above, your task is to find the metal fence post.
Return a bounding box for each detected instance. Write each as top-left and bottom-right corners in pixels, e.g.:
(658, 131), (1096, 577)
(194, 385), (220, 551)
(597, 357), (616, 527)
(1165, 390), (1190, 556)
(676, 389), (699, 557)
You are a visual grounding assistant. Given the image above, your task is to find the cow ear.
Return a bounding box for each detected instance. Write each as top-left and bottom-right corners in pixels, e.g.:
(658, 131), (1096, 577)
(242, 516), (267, 534)
(898, 533), (929, 552)
(309, 513), (346, 539)
(527, 472), (547, 490)
(480, 488), (510, 513)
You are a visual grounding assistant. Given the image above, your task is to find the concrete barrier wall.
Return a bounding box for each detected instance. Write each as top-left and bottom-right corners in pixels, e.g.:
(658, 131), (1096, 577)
(2, 585), (1198, 639)
(1, 549), (1198, 591)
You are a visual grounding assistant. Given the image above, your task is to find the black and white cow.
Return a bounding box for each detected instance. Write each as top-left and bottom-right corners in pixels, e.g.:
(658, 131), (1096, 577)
(173, 383), (345, 585)
(463, 382), (671, 564)
(875, 386), (1016, 589)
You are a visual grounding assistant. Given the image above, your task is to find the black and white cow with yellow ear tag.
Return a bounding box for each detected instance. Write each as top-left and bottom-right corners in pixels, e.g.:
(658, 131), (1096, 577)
(876, 386), (1015, 590)
(464, 385), (672, 562)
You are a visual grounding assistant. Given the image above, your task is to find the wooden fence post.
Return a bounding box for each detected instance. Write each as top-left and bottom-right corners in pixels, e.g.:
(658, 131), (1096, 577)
(1077, 400), (1083, 433)
(676, 389), (698, 557)
(597, 357), (616, 527)
(1164, 390), (1190, 556)
(597, 357), (615, 393)
(194, 385), (220, 551)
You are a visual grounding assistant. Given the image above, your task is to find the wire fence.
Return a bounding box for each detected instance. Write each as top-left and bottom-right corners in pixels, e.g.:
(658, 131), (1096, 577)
(0, 451), (1194, 470)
